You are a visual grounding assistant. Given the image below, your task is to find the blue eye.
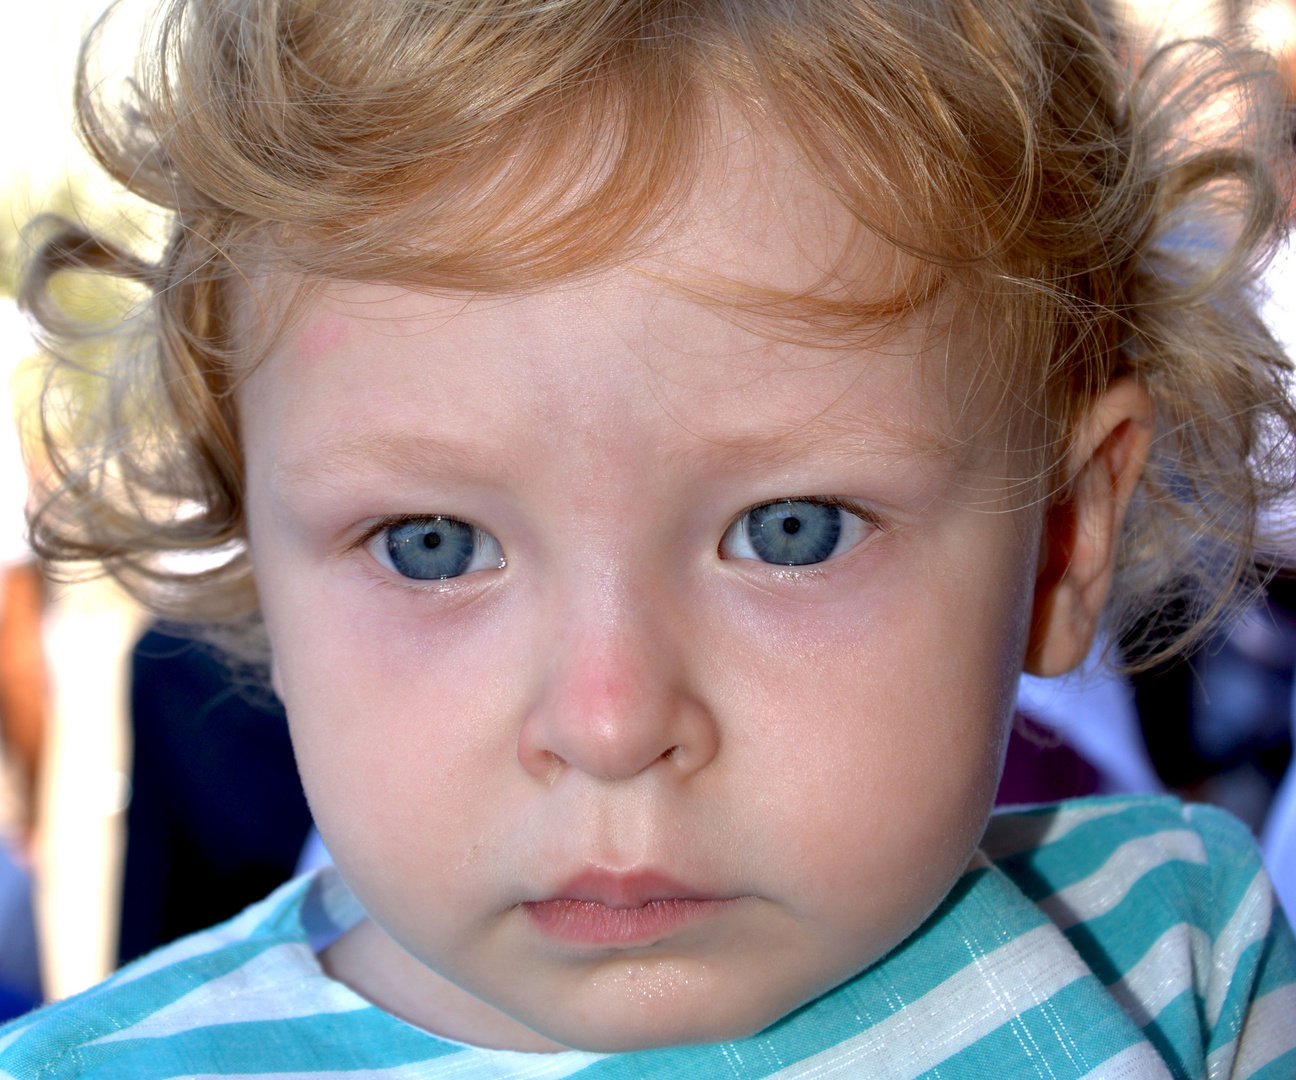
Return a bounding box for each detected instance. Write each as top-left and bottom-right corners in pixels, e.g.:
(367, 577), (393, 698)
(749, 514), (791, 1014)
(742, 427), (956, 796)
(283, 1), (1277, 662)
(720, 499), (874, 566)
(368, 517), (505, 580)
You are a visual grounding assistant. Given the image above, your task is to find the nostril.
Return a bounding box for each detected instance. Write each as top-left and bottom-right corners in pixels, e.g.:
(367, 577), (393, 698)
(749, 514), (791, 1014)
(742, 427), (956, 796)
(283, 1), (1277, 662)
(537, 749), (567, 785)
(662, 745), (683, 761)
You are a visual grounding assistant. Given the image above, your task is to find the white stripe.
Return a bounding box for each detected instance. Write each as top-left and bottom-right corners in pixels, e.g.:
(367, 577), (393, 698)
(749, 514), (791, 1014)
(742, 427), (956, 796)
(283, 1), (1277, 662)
(105, 876), (314, 989)
(1074, 1041), (1174, 1080)
(1209, 1037), (1240, 1080)
(1232, 983), (1296, 1080)
(765, 922), (1090, 1079)
(1039, 830), (1208, 932)
(183, 1049), (606, 1080)
(1105, 922), (1211, 1028)
(0, 1022), (34, 1055)
(981, 800), (1142, 861)
(1207, 869), (1274, 1028)
(89, 943), (368, 1044)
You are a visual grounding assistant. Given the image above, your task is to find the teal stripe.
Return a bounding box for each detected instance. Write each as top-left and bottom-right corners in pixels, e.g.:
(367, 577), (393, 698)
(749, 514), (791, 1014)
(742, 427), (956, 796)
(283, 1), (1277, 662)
(571, 867), (1050, 1080)
(912, 976), (1144, 1080)
(62, 1009), (462, 1079)
(1249, 1047), (1296, 1079)
(1254, 906), (1296, 998)
(995, 802), (1188, 902)
(0, 939), (291, 1075)
(1184, 805), (1269, 940)
(101, 875), (311, 993)
(1, 797), (1289, 1080)
(1199, 854), (1267, 947)
(989, 794), (1155, 830)
(839, 864), (1048, 1009)
(1062, 862), (1214, 984)
(1210, 936), (1276, 1053)
(1136, 989), (1204, 1080)
(570, 1039), (755, 1080)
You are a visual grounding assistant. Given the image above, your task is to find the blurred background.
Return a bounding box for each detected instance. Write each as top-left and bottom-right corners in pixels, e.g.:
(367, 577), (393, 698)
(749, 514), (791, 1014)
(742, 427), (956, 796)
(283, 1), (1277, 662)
(1, 0), (1296, 1016)
(0, 0), (313, 1013)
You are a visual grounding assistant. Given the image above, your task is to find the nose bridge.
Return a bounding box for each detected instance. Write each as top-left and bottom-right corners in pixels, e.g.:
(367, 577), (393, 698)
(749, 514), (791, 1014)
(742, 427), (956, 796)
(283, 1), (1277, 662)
(516, 566), (717, 784)
(567, 619), (657, 750)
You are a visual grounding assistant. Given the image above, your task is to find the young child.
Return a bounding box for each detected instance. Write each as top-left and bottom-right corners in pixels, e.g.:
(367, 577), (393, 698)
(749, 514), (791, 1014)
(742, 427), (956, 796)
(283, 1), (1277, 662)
(4, 0), (1295, 1074)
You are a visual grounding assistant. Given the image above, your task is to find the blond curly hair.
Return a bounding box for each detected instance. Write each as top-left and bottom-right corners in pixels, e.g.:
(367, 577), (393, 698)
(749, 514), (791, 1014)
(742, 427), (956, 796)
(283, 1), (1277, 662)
(21, 0), (1296, 665)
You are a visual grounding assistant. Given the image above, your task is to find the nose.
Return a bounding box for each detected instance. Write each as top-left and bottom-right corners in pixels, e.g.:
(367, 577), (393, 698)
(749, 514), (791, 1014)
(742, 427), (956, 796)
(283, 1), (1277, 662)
(516, 614), (719, 785)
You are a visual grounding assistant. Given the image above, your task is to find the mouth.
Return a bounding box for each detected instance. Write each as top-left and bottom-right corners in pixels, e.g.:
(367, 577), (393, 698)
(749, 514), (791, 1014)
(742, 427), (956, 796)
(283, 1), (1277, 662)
(522, 869), (738, 946)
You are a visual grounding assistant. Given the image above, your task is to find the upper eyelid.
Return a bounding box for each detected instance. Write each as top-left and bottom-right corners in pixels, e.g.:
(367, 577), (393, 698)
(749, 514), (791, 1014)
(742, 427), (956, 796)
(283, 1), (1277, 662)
(736, 496), (884, 529)
(350, 513), (476, 550)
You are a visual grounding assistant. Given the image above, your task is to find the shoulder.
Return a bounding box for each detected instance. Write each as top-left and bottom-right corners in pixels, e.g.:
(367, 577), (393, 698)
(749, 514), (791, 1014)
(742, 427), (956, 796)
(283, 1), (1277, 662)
(985, 795), (1296, 1079)
(0, 871), (362, 1080)
(984, 795), (1274, 935)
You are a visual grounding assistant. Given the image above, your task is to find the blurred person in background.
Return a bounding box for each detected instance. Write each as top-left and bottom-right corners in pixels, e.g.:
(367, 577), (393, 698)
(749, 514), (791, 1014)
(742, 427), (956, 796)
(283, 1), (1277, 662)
(117, 623), (312, 964)
(987, 0), (1296, 919)
(1112, 0), (1296, 913)
(0, 573), (47, 1022)
(0, 300), (44, 1019)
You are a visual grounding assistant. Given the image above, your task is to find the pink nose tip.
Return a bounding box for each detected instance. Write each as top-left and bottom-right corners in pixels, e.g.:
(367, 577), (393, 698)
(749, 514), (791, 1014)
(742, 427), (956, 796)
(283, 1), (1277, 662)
(516, 652), (718, 783)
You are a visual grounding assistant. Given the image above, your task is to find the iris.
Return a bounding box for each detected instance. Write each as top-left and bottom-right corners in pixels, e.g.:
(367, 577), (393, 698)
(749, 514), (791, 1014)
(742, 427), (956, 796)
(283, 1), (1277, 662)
(745, 501), (843, 565)
(385, 517), (478, 579)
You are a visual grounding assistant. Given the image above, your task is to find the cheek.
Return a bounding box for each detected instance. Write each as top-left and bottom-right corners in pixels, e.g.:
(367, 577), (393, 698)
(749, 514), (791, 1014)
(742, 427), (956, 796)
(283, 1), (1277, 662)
(264, 567), (532, 894)
(710, 517), (1032, 916)
(258, 492), (1036, 957)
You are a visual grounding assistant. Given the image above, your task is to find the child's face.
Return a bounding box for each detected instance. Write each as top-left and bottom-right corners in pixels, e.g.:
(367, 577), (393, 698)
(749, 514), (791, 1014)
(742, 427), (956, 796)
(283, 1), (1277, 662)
(240, 142), (1048, 1051)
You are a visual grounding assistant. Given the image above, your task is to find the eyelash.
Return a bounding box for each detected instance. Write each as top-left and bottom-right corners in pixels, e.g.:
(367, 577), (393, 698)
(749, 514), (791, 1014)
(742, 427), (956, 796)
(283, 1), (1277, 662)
(761, 495), (879, 527)
(356, 515), (435, 547)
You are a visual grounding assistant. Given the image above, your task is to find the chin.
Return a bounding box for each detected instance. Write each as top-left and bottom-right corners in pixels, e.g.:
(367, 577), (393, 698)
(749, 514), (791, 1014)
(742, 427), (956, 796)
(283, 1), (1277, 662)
(524, 984), (806, 1053)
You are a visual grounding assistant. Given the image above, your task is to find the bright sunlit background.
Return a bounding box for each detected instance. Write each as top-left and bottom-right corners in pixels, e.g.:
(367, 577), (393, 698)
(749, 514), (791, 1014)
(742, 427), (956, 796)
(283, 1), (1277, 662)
(1, 0), (1294, 1001)
(1, 0), (148, 1001)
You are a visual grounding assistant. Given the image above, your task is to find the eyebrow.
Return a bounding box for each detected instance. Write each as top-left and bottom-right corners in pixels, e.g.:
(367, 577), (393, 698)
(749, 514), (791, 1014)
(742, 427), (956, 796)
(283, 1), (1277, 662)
(274, 410), (962, 494)
(274, 432), (519, 491)
(658, 409), (962, 476)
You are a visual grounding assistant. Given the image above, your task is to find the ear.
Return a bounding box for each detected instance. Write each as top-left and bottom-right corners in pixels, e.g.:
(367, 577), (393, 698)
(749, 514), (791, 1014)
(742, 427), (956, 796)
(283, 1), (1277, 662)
(1025, 378), (1153, 677)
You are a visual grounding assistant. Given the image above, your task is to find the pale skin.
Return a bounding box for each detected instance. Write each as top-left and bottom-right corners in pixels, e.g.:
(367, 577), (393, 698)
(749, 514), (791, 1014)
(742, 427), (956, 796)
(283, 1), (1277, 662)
(239, 129), (1152, 1053)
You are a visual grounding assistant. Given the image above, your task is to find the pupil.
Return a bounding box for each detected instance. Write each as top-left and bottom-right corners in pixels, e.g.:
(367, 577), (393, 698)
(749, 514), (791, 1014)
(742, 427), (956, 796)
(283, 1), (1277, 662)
(782, 516), (801, 535)
(423, 532), (442, 549)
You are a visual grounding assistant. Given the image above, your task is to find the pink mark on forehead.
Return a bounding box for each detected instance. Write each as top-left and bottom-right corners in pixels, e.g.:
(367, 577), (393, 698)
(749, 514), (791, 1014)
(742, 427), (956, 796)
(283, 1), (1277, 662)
(294, 312), (352, 365)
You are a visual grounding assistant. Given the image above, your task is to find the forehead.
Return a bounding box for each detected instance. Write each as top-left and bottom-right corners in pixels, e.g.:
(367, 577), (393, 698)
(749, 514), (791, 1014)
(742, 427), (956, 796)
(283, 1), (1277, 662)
(283, 277), (939, 433)
(248, 295), (999, 532)
(245, 119), (1002, 484)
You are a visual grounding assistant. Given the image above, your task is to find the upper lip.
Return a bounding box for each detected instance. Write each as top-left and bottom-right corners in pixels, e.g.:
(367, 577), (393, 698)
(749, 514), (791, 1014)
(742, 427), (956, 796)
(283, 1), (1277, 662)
(538, 868), (726, 908)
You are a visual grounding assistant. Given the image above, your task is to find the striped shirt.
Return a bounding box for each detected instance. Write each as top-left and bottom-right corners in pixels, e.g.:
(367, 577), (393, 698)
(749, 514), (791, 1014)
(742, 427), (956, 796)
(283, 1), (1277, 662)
(1, 796), (1292, 1079)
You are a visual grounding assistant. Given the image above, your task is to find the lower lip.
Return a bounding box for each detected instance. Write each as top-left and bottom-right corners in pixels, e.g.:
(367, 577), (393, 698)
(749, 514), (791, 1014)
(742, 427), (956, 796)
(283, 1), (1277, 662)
(523, 897), (734, 945)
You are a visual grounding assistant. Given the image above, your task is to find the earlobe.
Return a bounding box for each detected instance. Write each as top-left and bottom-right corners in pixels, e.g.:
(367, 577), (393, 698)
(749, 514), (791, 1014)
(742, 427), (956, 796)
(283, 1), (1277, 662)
(1025, 378), (1154, 677)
